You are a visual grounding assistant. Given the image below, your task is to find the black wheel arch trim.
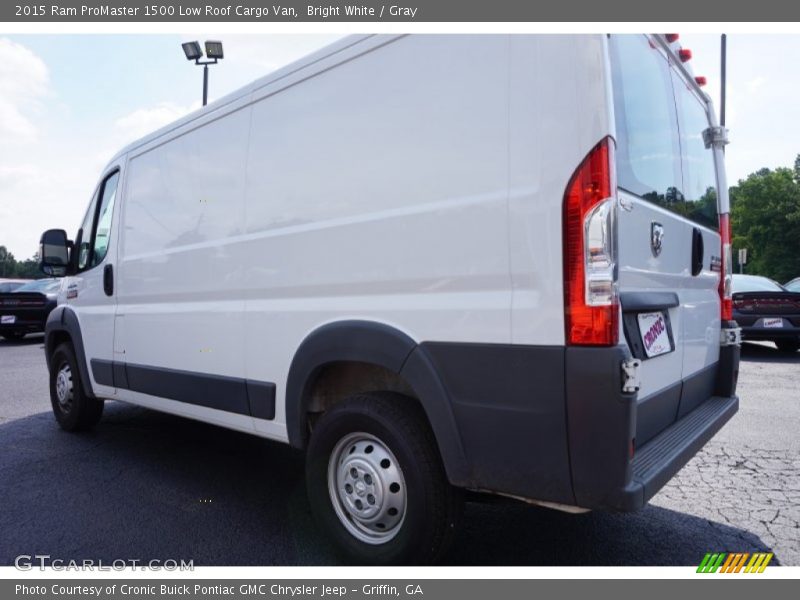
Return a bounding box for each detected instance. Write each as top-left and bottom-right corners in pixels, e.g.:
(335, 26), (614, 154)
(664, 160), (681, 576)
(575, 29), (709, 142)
(285, 320), (470, 484)
(45, 305), (96, 399)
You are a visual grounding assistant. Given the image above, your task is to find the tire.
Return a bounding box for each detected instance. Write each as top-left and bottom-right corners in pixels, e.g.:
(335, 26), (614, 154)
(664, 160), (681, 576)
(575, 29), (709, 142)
(305, 392), (462, 565)
(1, 332), (26, 341)
(49, 343), (104, 432)
(776, 339), (800, 353)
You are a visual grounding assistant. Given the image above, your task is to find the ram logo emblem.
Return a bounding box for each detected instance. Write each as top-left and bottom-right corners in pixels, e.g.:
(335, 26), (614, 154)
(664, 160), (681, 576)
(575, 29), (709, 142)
(651, 222), (665, 257)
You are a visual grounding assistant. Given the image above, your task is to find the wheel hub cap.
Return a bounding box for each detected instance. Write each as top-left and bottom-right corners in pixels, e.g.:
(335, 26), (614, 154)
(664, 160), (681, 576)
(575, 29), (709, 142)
(327, 432), (407, 544)
(55, 363), (73, 409)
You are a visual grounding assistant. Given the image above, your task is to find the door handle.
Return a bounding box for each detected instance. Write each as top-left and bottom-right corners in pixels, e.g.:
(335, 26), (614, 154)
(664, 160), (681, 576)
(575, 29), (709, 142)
(103, 264), (114, 296)
(691, 228), (704, 277)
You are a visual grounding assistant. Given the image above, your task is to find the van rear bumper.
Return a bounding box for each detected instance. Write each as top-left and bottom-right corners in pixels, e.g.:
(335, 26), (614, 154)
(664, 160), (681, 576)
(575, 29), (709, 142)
(607, 394), (738, 511)
(422, 334), (739, 512)
(565, 334), (740, 511)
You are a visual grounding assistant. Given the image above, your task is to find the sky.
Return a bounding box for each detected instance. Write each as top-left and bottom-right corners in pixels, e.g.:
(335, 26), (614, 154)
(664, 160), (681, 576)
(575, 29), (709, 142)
(0, 33), (799, 259)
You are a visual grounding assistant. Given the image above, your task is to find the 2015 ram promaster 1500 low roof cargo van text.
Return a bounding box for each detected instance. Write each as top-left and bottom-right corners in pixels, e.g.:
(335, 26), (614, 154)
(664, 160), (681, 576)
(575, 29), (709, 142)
(38, 34), (741, 564)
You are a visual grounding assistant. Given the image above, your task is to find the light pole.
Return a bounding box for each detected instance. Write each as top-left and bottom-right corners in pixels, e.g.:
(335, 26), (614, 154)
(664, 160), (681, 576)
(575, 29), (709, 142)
(182, 40), (224, 106)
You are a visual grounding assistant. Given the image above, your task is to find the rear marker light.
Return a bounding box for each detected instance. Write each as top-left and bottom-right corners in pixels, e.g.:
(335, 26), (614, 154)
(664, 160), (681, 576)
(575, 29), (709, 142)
(679, 48), (693, 62)
(695, 76), (707, 86)
(665, 34), (680, 43)
(719, 213), (733, 321)
(563, 137), (619, 346)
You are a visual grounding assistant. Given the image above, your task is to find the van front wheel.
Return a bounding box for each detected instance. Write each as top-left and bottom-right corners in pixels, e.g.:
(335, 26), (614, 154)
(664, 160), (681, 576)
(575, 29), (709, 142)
(305, 393), (461, 564)
(49, 343), (104, 432)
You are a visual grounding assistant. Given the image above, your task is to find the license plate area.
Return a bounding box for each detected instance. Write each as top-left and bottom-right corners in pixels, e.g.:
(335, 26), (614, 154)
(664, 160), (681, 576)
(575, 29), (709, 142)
(637, 311), (673, 357)
(622, 309), (676, 360)
(1, 315), (16, 325)
(761, 317), (784, 329)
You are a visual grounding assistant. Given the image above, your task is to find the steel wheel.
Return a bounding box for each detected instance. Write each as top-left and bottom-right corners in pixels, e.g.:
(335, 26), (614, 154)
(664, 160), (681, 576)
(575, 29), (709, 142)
(307, 393), (462, 563)
(327, 432), (407, 544)
(49, 343), (104, 432)
(55, 361), (74, 413)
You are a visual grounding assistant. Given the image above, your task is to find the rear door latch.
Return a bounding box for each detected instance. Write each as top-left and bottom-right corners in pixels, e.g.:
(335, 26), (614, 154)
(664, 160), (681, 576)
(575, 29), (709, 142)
(621, 358), (642, 394)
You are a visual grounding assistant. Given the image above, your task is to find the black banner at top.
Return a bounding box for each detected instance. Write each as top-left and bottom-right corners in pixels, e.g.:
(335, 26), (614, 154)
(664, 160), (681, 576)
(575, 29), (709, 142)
(3, 0), (800, 22)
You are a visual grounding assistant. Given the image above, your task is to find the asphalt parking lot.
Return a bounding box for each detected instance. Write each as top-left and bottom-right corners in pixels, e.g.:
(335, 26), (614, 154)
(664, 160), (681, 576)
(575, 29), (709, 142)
(1, 336), (798, 566)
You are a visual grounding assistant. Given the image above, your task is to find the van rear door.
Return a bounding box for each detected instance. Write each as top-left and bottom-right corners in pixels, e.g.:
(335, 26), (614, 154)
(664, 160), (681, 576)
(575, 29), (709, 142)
(669, 69), (723, 414)
(609, 34), (721, 446)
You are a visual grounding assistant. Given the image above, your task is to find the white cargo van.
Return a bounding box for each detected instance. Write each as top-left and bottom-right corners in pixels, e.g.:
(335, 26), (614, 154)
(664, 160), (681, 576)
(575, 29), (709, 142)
(39, 34), (741, 564)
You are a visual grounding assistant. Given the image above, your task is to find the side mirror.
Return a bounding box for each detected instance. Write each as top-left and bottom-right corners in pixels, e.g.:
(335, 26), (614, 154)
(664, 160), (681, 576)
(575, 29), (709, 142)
(39, 229), (71, 277)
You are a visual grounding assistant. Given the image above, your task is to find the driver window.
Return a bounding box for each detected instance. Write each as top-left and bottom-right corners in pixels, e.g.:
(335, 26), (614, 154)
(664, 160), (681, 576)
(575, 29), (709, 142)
(91, 172), (119, 267)
(77, 170), (120, 271)
(77, 193), (99, 271)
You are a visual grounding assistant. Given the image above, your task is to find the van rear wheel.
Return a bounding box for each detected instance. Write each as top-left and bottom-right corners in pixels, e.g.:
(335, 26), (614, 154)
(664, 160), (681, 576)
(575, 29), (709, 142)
(49, 343), (104, 432)
(305, 392), (461, 564)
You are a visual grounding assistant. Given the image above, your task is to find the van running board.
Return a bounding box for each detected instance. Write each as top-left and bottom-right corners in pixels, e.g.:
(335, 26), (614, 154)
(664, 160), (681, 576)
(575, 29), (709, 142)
(631, 395), (738, 504)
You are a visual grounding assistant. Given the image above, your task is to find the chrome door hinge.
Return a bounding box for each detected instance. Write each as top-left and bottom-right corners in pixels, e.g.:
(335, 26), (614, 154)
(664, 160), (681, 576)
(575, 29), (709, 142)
(703, 126), (730, 149)
(720, 327), (742, 347)
(621, 358), (642, 394)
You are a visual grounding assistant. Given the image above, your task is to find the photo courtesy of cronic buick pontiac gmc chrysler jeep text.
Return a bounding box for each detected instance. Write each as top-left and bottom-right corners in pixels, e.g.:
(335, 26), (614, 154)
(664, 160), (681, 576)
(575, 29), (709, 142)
(37, 34), (741, 564)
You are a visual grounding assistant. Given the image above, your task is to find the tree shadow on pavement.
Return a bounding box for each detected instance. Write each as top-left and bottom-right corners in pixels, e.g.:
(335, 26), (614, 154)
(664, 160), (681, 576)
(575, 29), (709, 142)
(447, 498), (778, 566)
(0, 403), (779, 567)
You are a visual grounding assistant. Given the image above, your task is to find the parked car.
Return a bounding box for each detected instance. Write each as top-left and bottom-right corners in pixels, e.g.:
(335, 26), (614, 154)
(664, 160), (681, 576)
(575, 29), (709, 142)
(733, 274), (800, 352)
(0, 278), (62, 341)
(785, 277), (800, 292)
(0, 279), (30, 293)
(37, 34), (740, 564)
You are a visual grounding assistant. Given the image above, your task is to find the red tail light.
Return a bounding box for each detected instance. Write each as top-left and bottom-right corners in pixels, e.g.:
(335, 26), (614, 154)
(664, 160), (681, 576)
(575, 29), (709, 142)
(563, 137), (619, 346)
(733, 297), (751, 310)
(679, 48), (693, 62)
(719, 213), (733, 321)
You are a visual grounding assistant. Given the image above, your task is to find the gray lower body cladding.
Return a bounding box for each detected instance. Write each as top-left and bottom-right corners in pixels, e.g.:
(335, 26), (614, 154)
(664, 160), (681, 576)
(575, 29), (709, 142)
(422, 341), (739, 511)
(52, 308), (739, 512)
(420, 343), (574, 504)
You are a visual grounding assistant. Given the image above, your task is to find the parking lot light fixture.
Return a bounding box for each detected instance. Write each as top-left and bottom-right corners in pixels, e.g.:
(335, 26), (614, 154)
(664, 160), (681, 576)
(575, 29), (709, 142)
(182, 40), (224, 106)
(181, 41), (202, 61)
(205, 41), (224, 60)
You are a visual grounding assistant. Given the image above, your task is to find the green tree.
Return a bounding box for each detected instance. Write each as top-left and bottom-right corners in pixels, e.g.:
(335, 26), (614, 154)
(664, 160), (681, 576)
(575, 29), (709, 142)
(730, 163), (800, 282)
(0, 246), (15, 278)
(14, 254), (41, 279)
(0, 246), (44, 279)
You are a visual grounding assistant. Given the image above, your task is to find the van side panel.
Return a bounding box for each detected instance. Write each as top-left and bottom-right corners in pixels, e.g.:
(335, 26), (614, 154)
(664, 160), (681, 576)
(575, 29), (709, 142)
(508, 35), (613, 345)
(115, 96), (253, 430)
(240, 35), (513, 433)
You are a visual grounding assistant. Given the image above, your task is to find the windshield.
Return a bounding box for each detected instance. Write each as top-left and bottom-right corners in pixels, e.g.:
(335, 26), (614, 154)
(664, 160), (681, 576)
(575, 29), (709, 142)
(13, 279), (62, 294)
(786, 279), (800, 292)
(732, 275), (785, 293)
